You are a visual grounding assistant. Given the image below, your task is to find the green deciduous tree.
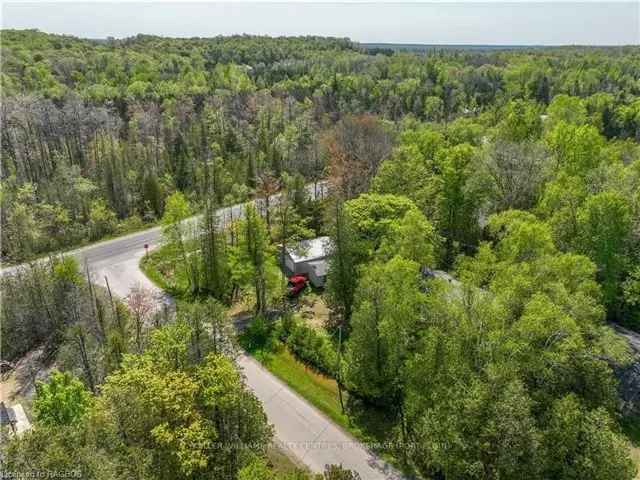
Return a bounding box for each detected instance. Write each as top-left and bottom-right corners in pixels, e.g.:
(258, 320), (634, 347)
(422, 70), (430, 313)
(3, 183), (42, 261)
(404, 367), (541, 480)
(162, 191), (200, 292)
(399, 207), (632, 479)
(537, 172), (587, 250)
(372, 126), (446, 219)
(547, 94), (587, 126)
(623, 265), (640, 328)
(577, 191), (633, 314)
(434, 143), (484, 264)
(344, 193), (417, 254)
(344, 256), (426, 405)
(546, 122), (605, 175)
(378, 208), (441, 267)
(543, 394), (635, 480)
(99, 322), (272, 479)
(88, 199), (118, 240)
(229, 205), (281, 313)
(33, 370), (93, 427)
(5, 321), (274, 480)
(497, 99), (543, 142)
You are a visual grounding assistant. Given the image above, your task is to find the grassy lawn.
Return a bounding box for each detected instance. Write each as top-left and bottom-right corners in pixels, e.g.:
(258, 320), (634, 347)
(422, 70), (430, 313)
(140, 243), (192, 298)
(631, 447), (640, 480)
(621, 416), (640, 479)
(267, 442), (308, 476)
(261, 346), (348, 427)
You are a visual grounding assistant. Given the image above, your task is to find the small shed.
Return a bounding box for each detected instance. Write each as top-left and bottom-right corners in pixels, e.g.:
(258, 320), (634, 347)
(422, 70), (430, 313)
(284, 236), (331, 287)
(0, 402), (31, 436)
(0, 402), (11, 428)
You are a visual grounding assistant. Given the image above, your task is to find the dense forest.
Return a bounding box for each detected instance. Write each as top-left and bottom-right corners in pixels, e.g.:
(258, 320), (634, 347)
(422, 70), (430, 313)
(2, 30), (639, 263)
(2, 29), (640, 480)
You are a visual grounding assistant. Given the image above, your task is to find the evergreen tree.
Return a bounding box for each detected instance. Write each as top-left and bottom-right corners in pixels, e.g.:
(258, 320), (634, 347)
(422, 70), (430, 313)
(326, 198), (359, 326)
(142, 170), (163, 219)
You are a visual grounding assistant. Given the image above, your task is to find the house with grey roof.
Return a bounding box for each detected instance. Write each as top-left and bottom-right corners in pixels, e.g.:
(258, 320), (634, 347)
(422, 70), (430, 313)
(283, 236), (331, 287)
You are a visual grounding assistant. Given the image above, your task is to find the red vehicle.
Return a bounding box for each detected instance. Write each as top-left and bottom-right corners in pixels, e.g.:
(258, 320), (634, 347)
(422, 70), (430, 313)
(287, 274), (308, 297)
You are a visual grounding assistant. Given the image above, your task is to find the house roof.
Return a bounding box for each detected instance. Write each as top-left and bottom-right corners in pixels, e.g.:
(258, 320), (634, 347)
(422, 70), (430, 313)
(0, 402), (10, 426)
(308, 259), (328, 277)
(11, 404), (31, 435)
(286, 236), (331, 263)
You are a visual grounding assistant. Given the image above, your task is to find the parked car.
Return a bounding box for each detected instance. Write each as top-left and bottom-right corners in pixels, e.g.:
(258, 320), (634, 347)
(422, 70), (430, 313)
(287, 274), (308, 297)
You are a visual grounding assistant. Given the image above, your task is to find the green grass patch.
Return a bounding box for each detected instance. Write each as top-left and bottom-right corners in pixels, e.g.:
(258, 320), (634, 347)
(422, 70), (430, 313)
(620, 416), (640, 479)
(267, 347), (347, 426)
(266, 443), (307, 476)
(140, 243), (192, 298)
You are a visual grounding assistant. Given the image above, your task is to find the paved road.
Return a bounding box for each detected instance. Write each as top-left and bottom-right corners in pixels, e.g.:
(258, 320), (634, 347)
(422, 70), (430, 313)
(242, 354), (402, 478)
(2, 183), (405, 479)
(1, 183), (327, 299)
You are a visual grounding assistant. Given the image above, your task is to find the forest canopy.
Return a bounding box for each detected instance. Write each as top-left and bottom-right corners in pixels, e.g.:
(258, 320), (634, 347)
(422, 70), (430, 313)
(2, 29), (640, 480)
(2, 29), (639, 263)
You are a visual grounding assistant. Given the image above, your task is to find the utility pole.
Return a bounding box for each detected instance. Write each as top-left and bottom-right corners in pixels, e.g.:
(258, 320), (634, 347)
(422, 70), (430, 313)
(337, 323), (345, 413)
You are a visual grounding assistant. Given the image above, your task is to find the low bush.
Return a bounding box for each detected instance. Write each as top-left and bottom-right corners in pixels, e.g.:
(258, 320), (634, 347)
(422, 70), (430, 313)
(116, 214), (146, 235)
(239, 313), (338, 376)
(278, 314), (338, 376)
(240, 316), (281, 355)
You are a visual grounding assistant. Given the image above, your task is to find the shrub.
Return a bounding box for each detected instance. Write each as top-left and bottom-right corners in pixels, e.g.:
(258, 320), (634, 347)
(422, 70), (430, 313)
(88, 199), (117, 240)
(240, 316), (280, 354)
(117, 214), (145, 235)
(34, 370), (92, 426)
(280, 314), (338, 376)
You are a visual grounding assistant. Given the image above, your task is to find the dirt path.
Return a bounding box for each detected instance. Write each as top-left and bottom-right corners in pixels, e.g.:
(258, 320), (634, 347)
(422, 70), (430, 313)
(0, 346), (54, 408)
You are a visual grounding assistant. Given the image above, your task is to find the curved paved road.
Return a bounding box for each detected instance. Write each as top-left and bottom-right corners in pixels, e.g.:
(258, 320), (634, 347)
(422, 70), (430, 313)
(2, 185), (405, 480)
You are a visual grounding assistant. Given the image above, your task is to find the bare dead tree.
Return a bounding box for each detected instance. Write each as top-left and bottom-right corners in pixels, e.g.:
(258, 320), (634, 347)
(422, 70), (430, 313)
(325, 114), (393, 199)
(255, 170), (280, 233)
(126, 284), (156, 353)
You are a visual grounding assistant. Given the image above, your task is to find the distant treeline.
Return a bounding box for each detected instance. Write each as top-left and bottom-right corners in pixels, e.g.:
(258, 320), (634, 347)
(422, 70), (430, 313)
(1, 29), (639, 265)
